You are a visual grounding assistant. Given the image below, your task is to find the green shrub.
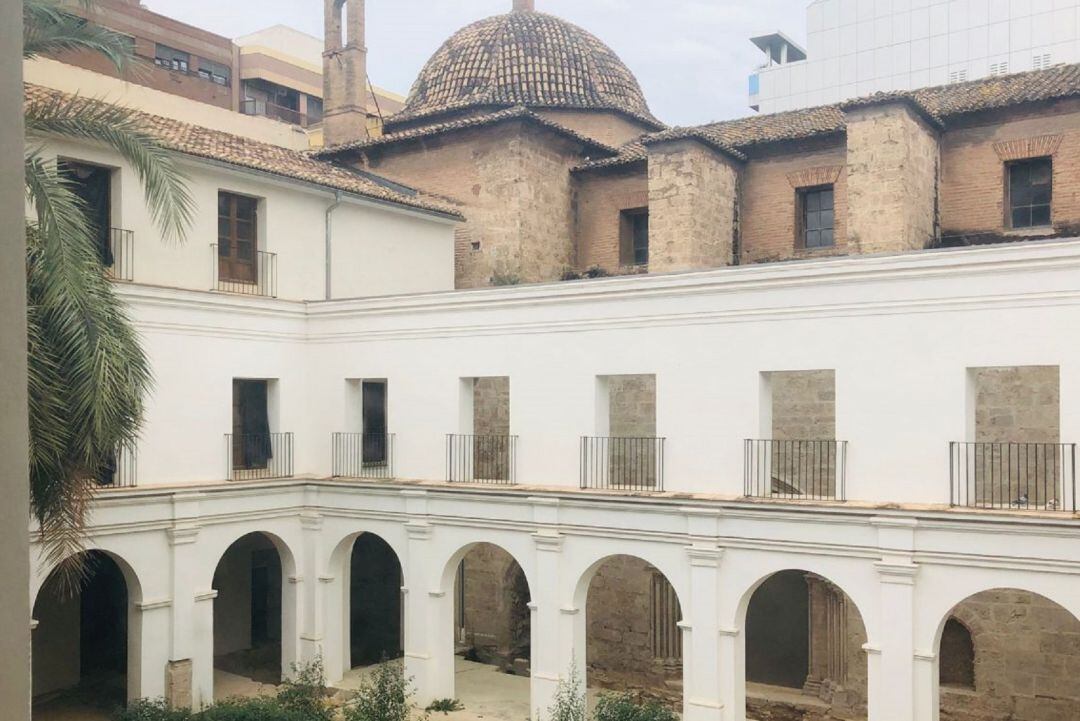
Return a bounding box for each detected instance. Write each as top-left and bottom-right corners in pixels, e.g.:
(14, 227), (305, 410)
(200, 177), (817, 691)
(544, 662), (585, 721)
(113, 699), (191, 721)
(274, 657), (333, 720)
(343, 660), (423, 721)
(425, 698), (463, 714)
(591, 693), (677, 721)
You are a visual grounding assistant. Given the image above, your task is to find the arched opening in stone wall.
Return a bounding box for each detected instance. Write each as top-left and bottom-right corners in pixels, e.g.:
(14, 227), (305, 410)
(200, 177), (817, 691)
(937, 589), (1080, 721)
(212, 532), (286, 699)
(584, 555), (682, 709)
(31, 551), (134, 721)
(349, 533), (403, 668)
(744, 570), (868, 720)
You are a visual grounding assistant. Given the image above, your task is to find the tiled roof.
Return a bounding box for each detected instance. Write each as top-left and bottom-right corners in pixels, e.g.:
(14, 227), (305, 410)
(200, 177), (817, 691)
(572, 139), (646, 172)
(390, 10), (663, 130)
(316, 105), (619, 158)
(24, 84), (462, 219)
(647, 63), (1080, 157)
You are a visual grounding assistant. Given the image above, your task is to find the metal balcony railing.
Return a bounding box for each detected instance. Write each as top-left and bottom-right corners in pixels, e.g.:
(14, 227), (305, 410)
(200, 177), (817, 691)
(97, 441), (137, 488)
(950, 442), (1076, 511)
(240, 99), (308, 127)
(226, 432), (294, 481)
(744, 439), (847, 501)
(580, 436), (665, 491)
(447, 434), (517, 484)
(211, 244), (277, 297)
(332, 432), (394, 479)
(106, 228), (134, 282)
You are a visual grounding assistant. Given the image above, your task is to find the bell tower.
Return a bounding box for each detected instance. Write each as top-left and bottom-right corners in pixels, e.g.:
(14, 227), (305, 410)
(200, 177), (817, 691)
(323, 0), (369, 147)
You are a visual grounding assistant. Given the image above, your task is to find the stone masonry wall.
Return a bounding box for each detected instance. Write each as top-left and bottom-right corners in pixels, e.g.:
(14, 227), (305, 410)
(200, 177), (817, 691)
(770, 370), (836, 441)
(574, 165), (650, 273)
(845, 103), (939, 254)
(609, 374), (656, 438)
(473, 377), (510, 437)
(973, 366), (1059, 444)
(648, 139), (739, 273)
(939, 99), (1080, 241)
(456, 543), (530, 668)
(740, 140), (850, 264)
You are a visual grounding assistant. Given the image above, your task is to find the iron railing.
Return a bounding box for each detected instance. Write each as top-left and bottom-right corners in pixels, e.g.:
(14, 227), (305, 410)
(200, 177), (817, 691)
(226, 432), (294, 481)
(211, 244), (277, 297)
(240, 99), (308, 127)
(106, 228), (134, 281)
(580, 436), (665, 491)
(950, 442), (1076, 511)
(332, 432), (394, 479)
(744, 439), (848, 501)
(97, 441), (137, 488)
(447, 434), (517, 484)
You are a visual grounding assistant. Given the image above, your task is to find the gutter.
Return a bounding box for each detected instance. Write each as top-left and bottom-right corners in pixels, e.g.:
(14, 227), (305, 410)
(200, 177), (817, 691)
(325, 190), (344, 300)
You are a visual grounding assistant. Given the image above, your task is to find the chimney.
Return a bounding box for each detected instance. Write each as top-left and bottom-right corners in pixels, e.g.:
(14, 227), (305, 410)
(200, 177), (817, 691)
(323, 0), (369, 147)
(513, 0), (535, 11)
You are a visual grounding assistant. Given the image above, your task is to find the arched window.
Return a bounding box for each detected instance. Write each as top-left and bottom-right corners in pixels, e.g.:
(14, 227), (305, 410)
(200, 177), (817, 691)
(939, 617), (975, 689)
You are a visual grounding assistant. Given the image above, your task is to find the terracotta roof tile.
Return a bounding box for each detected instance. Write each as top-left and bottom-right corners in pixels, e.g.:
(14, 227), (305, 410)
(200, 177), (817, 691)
(25, 84), (462, 219)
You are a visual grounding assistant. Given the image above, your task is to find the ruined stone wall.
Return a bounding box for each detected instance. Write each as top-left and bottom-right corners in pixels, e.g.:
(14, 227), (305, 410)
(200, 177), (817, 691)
(609, 375), (656, 438)
(939, 99), (1080, 241)
(535, 109), (653, 149)
(740, 140), (850, 264)
(973, 366), (1059, 444)
(456, 544), (530, 669)
(574, 165), (650, 273)
(647, 140), (739, 273)
(845, 103), (939, 254)
(770, 370), (836, 441)
(473, 377), (510, 436)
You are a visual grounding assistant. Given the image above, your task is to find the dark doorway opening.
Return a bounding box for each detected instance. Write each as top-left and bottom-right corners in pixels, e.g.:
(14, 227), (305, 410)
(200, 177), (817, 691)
(349, 533), (403, 667)
(362, 380), (388, 465)
(746, 570), (809, 689)
(59, 160), (113, 267)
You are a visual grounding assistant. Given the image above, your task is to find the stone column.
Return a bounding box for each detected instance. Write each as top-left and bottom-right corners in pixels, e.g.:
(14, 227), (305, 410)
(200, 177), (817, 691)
(843, 99), (940, 254)
(132, 599), (172, 702)
(191, 589), (217, 708)
(401, 490), (450, 704)
(717, 626), (742, 721)
(298, 511), (327, 673)
(871, 517), (920, 721)
(530, 498), (565, 717)
(684, 509), (725, 721)
(913, 649), (940, 721)
(167, 509), (201, 708)
(646, 138), (741, 273)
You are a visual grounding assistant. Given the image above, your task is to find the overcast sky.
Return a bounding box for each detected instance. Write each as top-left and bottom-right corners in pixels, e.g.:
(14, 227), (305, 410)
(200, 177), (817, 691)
(144, 0), (807, 127)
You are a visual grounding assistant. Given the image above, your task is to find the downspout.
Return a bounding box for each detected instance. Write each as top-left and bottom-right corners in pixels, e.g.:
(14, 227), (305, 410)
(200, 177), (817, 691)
(325, 190), (343, 300)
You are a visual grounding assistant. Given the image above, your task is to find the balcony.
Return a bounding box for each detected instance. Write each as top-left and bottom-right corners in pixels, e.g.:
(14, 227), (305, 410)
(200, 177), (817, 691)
(226, 432), (294, 481)
(580, 436), (665, 491)
(211, 244), (277, 297)
(744, 439), (848, 501)
(332, 432), (394, 480)
(240, 99), (309, 128)
(950, 442), (1076, 511)
(105, 228), (134, 282)
(447, 434), (517, 485)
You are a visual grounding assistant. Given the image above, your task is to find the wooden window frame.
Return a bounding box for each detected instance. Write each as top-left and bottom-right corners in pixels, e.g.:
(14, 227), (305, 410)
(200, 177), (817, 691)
(797, 184), (836, 250)
(619, 207), (650, 267)
(217, 191), (260, 285)
(1005, 156), (1052, 230)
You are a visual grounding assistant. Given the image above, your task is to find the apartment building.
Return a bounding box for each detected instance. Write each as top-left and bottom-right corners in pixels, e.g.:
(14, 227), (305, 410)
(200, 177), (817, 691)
(26, 2), (1080, 721)
(748, 0), (1080, 113)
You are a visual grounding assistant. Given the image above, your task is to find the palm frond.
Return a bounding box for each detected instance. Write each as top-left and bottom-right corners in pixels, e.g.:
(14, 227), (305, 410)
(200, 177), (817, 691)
(23, 0), (135, 73)
(26, 92), (194, 242)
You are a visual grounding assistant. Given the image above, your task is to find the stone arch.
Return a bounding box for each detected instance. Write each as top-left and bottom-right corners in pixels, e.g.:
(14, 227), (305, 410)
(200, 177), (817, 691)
(938, 616), (975, 690)
(31, 549), (144, 710)
(933, 587), (1080, 721)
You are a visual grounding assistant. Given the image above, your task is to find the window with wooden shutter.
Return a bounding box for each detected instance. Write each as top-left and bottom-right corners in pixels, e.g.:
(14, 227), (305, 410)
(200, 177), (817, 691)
(218, 191), (259, 284)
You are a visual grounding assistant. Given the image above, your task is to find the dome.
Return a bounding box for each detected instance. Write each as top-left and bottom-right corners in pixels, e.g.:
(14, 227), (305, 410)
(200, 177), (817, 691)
(394, 8), (660, 127)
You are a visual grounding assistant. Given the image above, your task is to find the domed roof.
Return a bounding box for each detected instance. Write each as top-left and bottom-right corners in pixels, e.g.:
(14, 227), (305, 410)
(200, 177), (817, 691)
(394, 8), (660, 127)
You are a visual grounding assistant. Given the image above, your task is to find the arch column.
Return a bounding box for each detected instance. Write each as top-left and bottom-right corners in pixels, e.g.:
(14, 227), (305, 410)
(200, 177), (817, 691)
(298, 512), (327, 671)
(402, 490), (449, 704)
(683, 511), (724, 721)
(191, 589), (217, 708)
(530, 529), (565, 715)
(717, 627), (742, 721)
(167, 522), (201, 707)
(132, 599), (171, 702)
(872, 517), (919, 721)
(913, 650), (939, 721)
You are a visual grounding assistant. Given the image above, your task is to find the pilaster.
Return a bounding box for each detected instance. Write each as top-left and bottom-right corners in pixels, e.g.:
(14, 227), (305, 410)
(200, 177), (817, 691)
(298, 511), (325, 671)
(684, 508), (725, 721)
(871, 517), (919, 721)
(530, 496), (565, 716)
(402, 490), (446, 704)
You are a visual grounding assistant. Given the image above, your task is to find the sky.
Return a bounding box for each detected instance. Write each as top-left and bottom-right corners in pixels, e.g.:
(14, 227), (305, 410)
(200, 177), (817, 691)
(144, 0), (808, 128)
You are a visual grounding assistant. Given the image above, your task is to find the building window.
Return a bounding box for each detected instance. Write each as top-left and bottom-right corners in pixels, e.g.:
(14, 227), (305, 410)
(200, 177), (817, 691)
(232, 379), (270, 471)
(197, 59), (231, 86)
(619, 208), (649, 266)
(939, 617), (975, 690)
(1008, 157), (1052, 229)
(989, 61), (1009, 76)
(154, 44), (190, 72)
(218, 191), (259, 284)
(799, 185), (835, 248)
(650, 573), (682, 661)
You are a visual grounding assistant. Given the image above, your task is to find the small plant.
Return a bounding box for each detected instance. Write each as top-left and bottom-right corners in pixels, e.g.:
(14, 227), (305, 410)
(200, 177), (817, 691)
(490, 270), (522, 286)
(425, 698), (464, 714)
(275, 657), (333, 720)
(560, 268), (583, 281)
(544, 661), (586, 721)
(582, 265), (611, 279)
(113, 699), (191, 721)
(592, 693), (677, 721)
(343, 659), (424, 721)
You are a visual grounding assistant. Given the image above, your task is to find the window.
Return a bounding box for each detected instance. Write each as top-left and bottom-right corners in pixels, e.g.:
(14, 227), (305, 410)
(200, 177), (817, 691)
(1008, 157), (1052, 229)
(154, 44), (190, 72)
(232, 379), (270, 470)
(800, 186), (835, 248)
(939, 618), (975, 689)
(619, 208), (649, 266)
(218, 191), (259, 283)
(59, 160), (113, 266)
(989, 61), (1009, 76)
(948, 69), (968, 84)
(1032, 53), (1052, 71)
(197, 59), (231, 86)
(361, 380), (388, 465)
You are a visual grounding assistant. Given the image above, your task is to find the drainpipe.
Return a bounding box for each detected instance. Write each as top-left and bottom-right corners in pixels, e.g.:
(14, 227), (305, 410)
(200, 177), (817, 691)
(325, 190), (343, 300)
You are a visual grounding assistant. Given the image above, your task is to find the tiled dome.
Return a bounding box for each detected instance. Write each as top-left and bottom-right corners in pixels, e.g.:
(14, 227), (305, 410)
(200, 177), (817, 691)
(394, 9), (660, 127)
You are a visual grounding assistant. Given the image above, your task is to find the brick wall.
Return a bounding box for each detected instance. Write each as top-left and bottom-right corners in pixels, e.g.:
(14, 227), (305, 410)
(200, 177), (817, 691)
(535, 109), (654, 149)
(574, 165), (649, 272)
(740, 140), (850, 264)
(648, 140), (739, 273)
(845, 103), (939, 254)
(939, 99), (1080, 241)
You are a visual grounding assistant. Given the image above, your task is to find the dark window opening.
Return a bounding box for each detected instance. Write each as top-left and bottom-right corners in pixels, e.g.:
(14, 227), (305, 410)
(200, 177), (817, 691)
(1008, 157), (1052, 229)
(361, 380), (388, 465)
(800, 185), (835, 249)
(232, 379), (271, 470)
(620, 208), (649, 266)
(746, 570), (810, 688)
(154, 44), (190, 72)
(196, 58), (231, 86)
(218, 191), (259, 284)
(59, 160), (113, 267)
(939, 617), (975, 690)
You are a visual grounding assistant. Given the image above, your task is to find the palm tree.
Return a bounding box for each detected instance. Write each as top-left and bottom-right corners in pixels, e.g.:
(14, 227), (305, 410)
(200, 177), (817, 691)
(23, 0), (194, 587)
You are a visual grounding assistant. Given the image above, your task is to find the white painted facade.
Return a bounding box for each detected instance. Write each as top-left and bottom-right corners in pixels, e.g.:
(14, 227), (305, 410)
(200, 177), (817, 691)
(29, 236), (1080, 720)
(749, 0), (1080, 113)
